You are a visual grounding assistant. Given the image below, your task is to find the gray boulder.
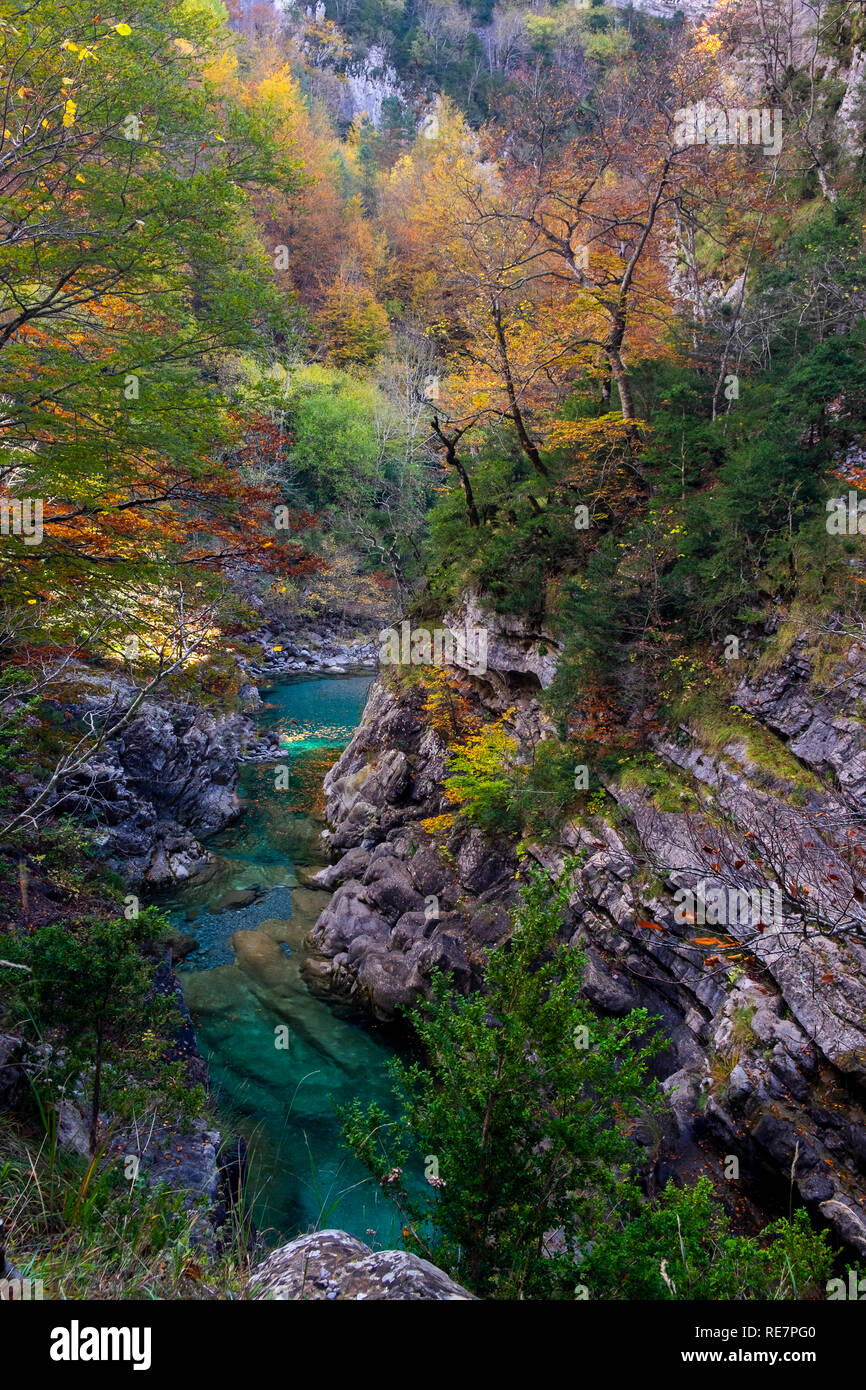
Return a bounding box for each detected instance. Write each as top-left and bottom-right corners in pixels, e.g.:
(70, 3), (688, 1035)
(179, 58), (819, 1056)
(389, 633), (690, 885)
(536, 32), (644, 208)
(309, 882), (390, 956)
(312, 846), (371, 889)
(362, 855), (425, 922)
(247, 1229), (475, 1300)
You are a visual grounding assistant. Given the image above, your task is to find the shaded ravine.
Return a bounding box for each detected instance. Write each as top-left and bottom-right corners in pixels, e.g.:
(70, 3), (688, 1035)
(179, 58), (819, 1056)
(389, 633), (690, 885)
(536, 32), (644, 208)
(161, 675), (407, 1248)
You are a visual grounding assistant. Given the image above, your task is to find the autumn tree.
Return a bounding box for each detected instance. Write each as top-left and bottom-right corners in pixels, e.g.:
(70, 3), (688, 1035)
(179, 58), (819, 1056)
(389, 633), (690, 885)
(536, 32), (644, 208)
(0, 0), (323, 837)
(381, 101), (585, 523)
(0, 0), (309, 633)
(481, 49), (687, 437)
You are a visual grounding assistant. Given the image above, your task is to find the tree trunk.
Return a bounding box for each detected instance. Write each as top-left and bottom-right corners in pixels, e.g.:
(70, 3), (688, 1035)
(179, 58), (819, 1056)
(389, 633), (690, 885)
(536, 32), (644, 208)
(432, 419), (481, 527)
(491, 301), (549, 478)
(449, 449), (480, 528)
(90, 1029), (104, 1154)
(606, 338), (642, 457)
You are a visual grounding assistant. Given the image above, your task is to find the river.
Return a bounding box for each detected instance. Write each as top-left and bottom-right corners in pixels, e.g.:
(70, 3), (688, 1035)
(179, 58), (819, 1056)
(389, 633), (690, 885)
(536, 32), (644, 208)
(163, 674), (407, 1249)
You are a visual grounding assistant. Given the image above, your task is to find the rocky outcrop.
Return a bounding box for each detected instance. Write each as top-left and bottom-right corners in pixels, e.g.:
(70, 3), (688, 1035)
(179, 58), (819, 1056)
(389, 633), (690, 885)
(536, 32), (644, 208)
(303, 669), (523, 1019)
(607, 0), (716, 21)
(53, 694), (249, 887)
(444, 591), (562, 692)
(340, 45), (404, 128)
(304, 607), (866, 1255)
(241, 621), (378, 681)
(736, 635), (866, 803)
(247, 1229), (475, 1300)
(836, 45), (866, 157)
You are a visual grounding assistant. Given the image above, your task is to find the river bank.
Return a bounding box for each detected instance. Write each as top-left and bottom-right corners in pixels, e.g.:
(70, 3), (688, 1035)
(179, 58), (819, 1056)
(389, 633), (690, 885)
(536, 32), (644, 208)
(161, 673), (411, 1248)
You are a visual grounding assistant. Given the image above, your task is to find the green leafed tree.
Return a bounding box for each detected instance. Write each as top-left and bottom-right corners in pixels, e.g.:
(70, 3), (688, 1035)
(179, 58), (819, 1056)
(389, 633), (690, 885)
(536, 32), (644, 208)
(0, 0), (305, 621)
(27, 912), (183, 1153)
(341, 864), (667, 1298)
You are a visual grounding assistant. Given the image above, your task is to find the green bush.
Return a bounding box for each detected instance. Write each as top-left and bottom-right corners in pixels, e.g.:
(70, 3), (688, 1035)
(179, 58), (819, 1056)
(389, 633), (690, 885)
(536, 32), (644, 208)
(582, 1179), (834, 1300)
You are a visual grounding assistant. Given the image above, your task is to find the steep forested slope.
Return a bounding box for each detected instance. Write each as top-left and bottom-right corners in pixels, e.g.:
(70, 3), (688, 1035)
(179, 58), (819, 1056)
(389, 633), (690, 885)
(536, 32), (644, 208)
(2, 0), (866, 1305)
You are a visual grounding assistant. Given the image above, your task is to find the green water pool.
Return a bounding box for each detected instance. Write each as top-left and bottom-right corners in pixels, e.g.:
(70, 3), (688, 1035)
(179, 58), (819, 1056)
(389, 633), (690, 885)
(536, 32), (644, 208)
(164, 674), (410, 1249)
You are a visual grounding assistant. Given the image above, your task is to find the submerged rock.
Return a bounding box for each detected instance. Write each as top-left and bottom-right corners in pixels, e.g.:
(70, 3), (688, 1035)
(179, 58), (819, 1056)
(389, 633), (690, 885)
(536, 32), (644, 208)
(211, 888), (260, 912)
(230, 929), (295, 993)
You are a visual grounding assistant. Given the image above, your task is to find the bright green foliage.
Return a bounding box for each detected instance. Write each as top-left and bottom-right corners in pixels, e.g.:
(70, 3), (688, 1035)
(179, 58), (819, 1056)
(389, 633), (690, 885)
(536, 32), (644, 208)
(26, 912), (190, 1151)
(283, 366), (380, 506)
(341, 866), (667, 1298)
(582, 1178), (834, 1301)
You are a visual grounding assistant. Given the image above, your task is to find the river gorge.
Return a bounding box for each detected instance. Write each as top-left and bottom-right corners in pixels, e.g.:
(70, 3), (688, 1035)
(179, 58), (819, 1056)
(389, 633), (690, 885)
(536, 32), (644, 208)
(163, 674), (407, 1248)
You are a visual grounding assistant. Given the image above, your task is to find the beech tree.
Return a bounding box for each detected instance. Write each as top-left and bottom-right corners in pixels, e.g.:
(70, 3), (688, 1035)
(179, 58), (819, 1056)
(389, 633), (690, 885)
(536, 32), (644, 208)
(0, 0), (307, 622)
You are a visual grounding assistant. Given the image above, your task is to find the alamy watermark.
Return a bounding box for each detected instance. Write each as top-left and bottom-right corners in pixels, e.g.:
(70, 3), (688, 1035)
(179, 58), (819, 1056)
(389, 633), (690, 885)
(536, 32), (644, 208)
(378, 620), (488, 674)
(674, 102), (783, 157)
(49, 1322), (151, 1370)
(826, 492), (866, 534)
(0, 497), (43, 544)
(673, 881), (783, 930)
(0, 1276), (43, 1299)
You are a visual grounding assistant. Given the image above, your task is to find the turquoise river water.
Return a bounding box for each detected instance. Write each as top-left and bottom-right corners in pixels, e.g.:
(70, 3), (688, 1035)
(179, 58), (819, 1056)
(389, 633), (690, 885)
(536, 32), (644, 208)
(163, 675), (408, 1249)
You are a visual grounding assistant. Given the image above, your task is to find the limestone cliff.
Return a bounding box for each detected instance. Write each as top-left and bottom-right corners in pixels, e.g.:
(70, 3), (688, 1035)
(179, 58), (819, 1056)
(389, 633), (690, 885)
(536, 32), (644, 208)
(304, 603), (866, 1258)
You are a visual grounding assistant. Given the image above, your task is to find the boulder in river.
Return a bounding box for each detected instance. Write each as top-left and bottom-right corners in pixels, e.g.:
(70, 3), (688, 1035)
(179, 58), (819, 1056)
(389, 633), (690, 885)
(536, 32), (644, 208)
(246, 1229), (475, 1300)
(230, 929), (295, 995)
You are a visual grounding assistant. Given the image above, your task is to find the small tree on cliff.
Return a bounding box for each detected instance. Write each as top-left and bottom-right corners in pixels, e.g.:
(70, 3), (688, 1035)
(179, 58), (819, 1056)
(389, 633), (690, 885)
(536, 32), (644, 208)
(341, 864), (666, 1298)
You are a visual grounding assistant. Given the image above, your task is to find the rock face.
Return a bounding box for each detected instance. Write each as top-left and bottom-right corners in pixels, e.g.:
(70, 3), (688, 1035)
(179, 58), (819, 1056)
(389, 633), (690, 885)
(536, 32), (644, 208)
(444, 591), (562, 692)
(340, 44), (404, 127)
(305, 609), (866, 1256)
(247, 1229), (475, 1300)
(736, 640), (866, 804)
(303, 672), (518, 1020)
(53, 693), (249, 886)
(608, 0), (716, 23)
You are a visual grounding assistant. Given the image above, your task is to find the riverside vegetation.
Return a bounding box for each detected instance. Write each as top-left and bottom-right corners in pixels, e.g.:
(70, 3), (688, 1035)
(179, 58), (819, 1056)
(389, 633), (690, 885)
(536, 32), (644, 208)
(1, 0), (866, 1300)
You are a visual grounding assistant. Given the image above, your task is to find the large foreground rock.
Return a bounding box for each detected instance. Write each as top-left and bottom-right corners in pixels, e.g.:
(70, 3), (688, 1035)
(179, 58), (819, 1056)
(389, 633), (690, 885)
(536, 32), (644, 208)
(247, 1229), (475, 1300)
